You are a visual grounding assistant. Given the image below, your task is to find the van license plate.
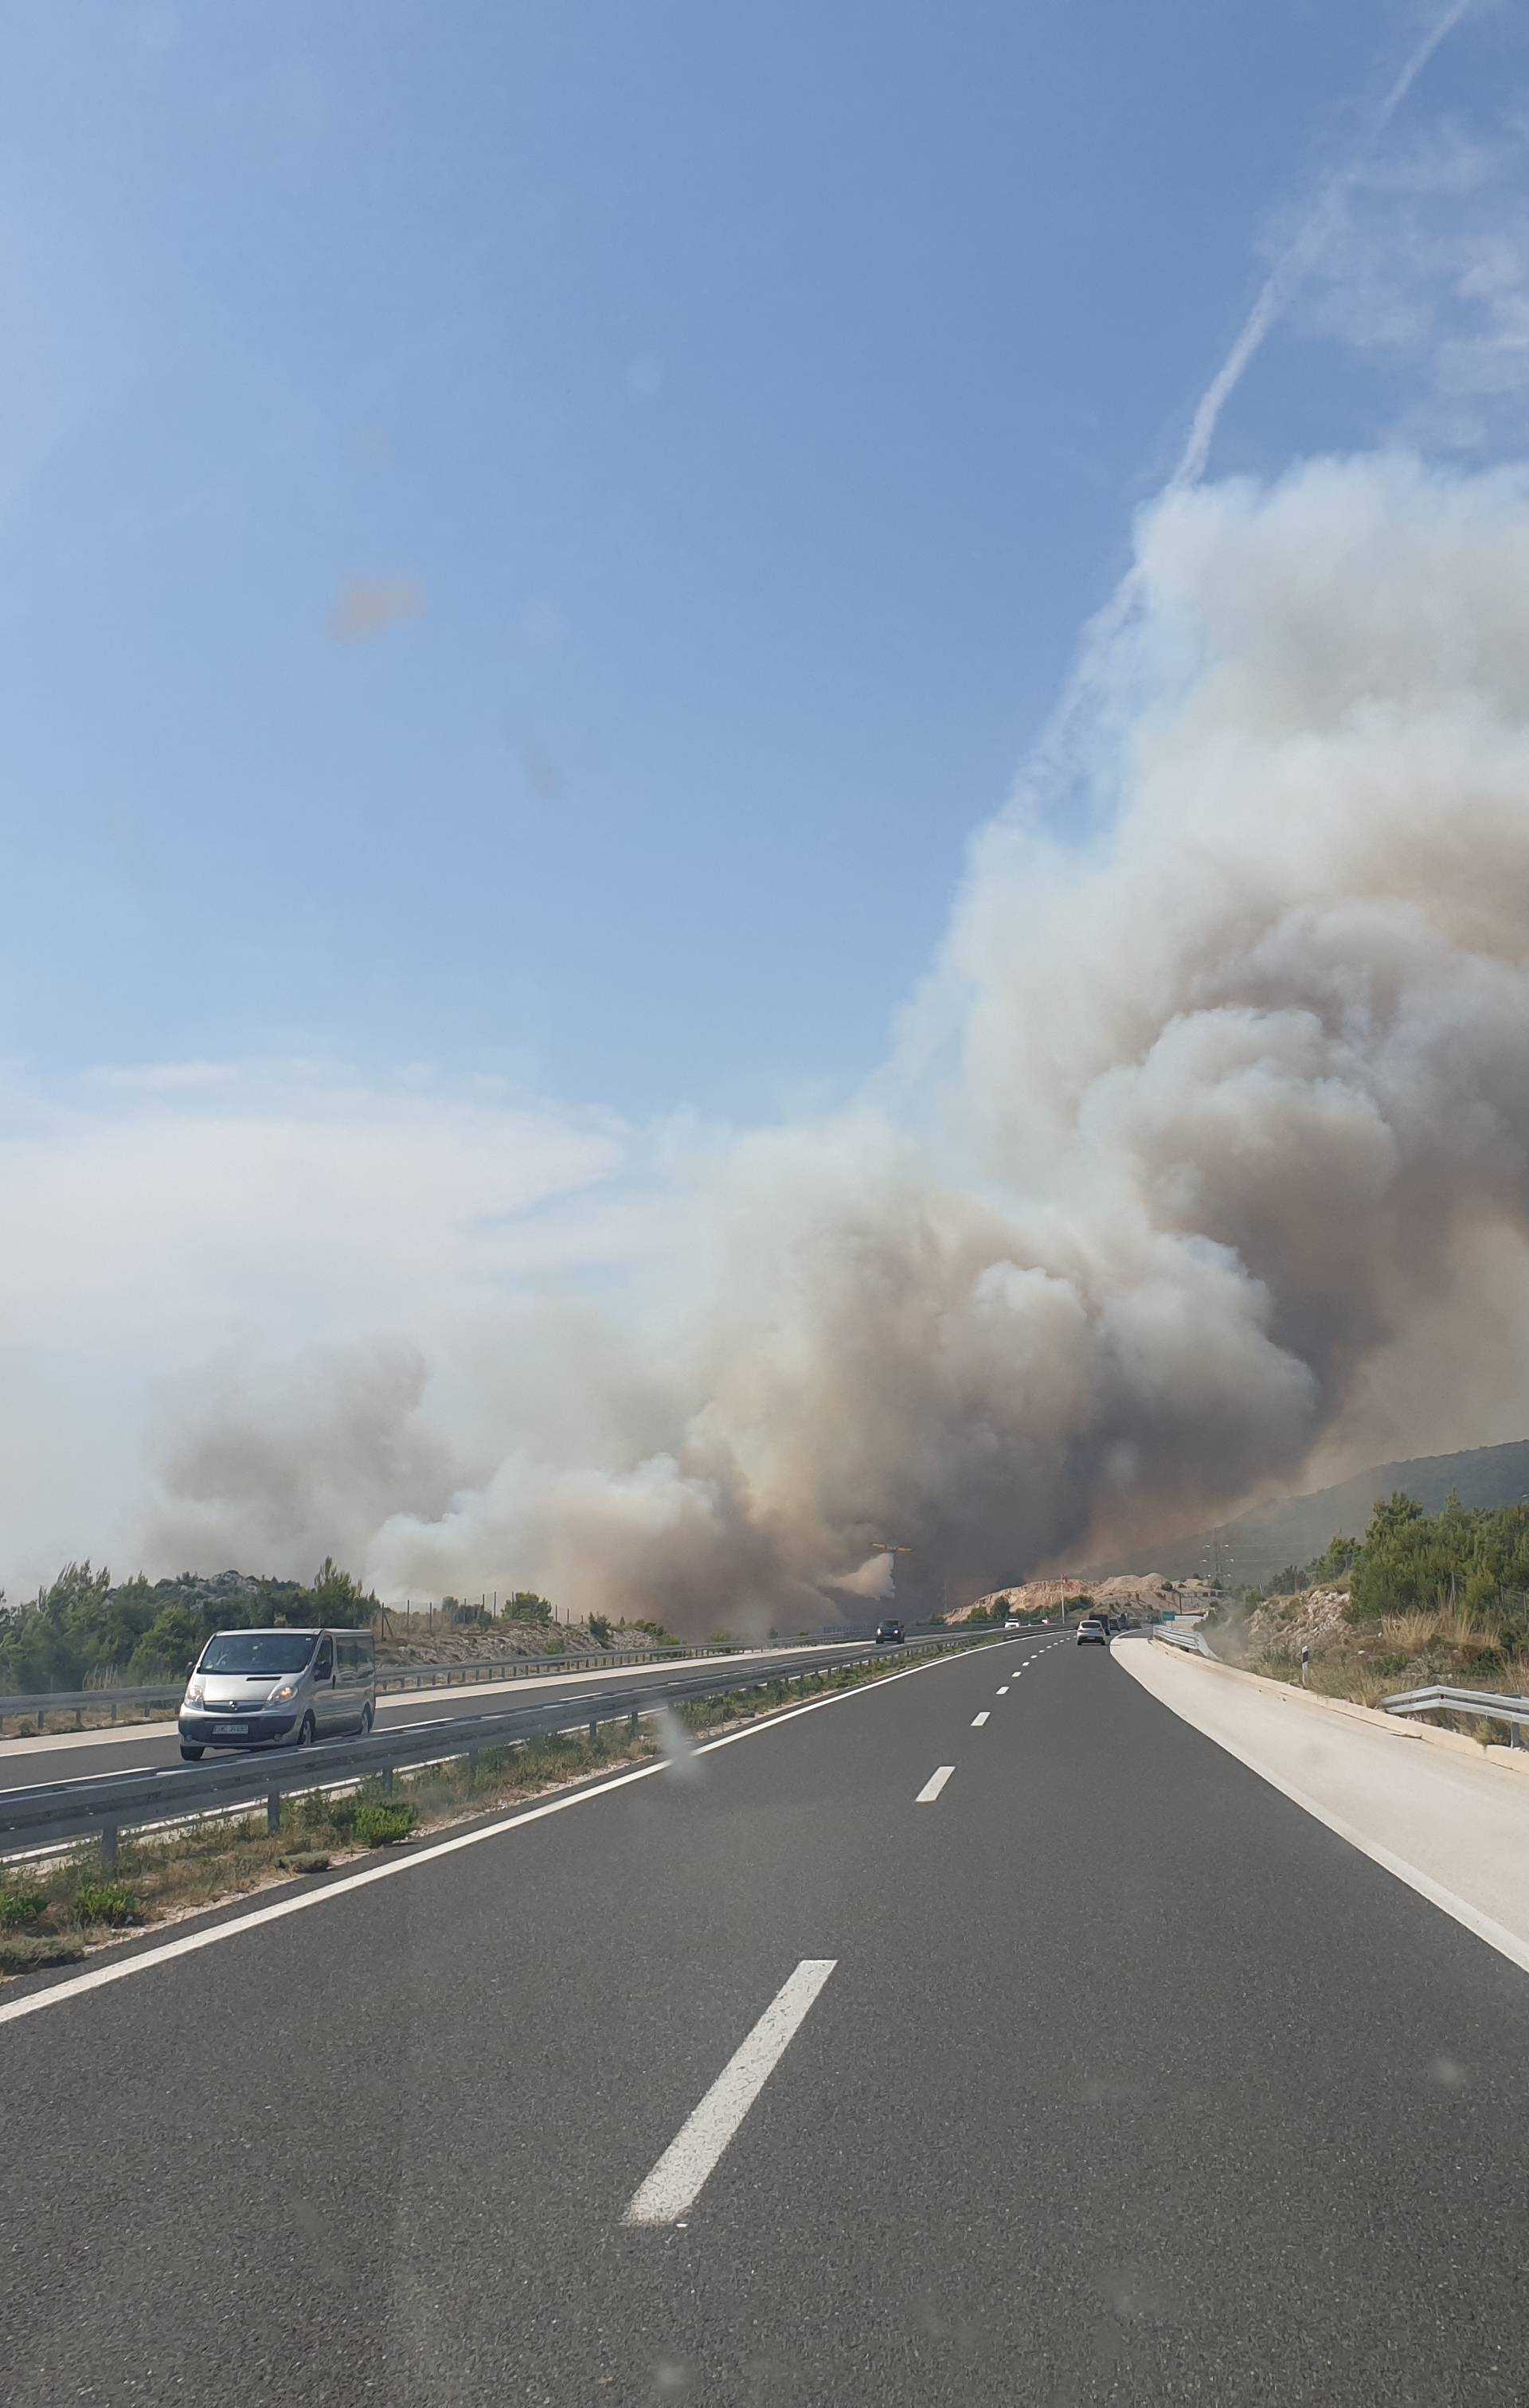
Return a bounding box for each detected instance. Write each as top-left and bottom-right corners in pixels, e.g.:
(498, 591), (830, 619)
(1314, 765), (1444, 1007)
(213, 1722), (248, 1736)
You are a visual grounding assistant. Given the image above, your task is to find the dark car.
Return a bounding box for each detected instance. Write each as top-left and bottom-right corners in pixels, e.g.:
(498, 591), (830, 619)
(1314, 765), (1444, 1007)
(1075, 1617), (1109, 1646)
(874, 1617), (906, 1644)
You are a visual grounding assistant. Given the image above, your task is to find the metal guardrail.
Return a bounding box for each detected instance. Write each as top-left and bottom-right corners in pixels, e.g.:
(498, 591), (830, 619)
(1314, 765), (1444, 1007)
(1382, 1683), (1529, 1745)
(0, 1631), (998, 1863)
(1152, 1625), (1215, 1656)
(0, 1636), (876, 1729)
(0, 1679), (186, 1723)
(377, 1640), (753, 1695)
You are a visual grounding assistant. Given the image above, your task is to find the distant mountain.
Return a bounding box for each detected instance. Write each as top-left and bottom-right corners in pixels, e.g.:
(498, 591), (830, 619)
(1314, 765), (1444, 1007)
(1084, 1439), (1529, 1590)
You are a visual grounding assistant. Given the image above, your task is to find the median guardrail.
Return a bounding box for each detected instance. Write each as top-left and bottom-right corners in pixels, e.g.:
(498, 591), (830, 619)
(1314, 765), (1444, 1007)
(0, 1635), (874, 1731)
(0, 1631), (1000, 1864)
(1381, 1682), (1529, 1746)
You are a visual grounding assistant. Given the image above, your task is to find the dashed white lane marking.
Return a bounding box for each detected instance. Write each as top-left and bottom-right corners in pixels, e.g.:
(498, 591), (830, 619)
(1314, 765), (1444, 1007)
(916, 1765), (955, 1803)
(996, 1687), (1009, 1695)
(972, 1712), (990, 1728)
(622, 1959), (838, 2226)
(0, 1641), (1007, 2031)
(22, 1765), (157, 1791)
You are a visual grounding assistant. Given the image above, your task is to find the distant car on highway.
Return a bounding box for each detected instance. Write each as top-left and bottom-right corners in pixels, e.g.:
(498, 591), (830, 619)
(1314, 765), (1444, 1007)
(874, 1617), (905, 1644)
(1075, 1617), (1109, 1646)
(178, 1627), (376, 1759)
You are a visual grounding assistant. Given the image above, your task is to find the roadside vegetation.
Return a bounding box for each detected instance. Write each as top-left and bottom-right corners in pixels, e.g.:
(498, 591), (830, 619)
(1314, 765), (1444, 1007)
(1212, 1491), (1529, 1723)
(0, 1558), (381, 1694)
(0, 1554), (685, 1725)
(0, 1637), (994, 1980)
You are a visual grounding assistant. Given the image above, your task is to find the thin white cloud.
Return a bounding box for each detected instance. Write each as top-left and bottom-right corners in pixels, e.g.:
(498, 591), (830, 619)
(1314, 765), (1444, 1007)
(1287, 107), (1529, 449)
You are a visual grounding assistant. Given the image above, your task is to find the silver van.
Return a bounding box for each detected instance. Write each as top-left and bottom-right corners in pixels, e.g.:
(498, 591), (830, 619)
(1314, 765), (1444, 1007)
(178, 1627), (376, 1760)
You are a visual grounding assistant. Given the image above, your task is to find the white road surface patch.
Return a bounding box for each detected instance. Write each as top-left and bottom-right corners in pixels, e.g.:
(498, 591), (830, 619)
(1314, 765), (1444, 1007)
(621, 1959), (837, 2227)
(972, 1712), (990, 1727)
(916, 1765), (955, 1802)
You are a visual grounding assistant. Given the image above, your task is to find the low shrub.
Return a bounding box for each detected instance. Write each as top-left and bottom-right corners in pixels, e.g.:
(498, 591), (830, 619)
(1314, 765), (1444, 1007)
(279, 1851), (332, 1876)
(0, 1932), (84, 1974)
(351, 1802), (417, 1848)
(72, 1882), (141, 1926)
(0, 1886), (50, 1929)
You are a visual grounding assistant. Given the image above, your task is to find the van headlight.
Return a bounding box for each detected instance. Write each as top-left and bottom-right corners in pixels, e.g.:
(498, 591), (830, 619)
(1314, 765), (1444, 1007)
(184, 1680), (205, 1709)
(267, 1680), (299, 1705)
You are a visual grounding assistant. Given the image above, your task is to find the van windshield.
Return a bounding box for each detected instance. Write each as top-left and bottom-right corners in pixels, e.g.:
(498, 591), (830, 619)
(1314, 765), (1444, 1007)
(199, 1633), (316, 1675)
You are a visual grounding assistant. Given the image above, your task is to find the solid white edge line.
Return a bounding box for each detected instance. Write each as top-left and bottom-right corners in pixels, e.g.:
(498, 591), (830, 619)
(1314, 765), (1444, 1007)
(915, 1765), (955, 1803)
(0, 1640), (1027, 2028)
(972, 1712), (990, 1727)
(621, 1958), (837, 2226)
(1116, 1645), (1529, 1981)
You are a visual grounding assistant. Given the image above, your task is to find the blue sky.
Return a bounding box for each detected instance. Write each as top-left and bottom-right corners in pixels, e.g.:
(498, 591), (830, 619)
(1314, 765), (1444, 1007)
(1, 0), (1489, 1122)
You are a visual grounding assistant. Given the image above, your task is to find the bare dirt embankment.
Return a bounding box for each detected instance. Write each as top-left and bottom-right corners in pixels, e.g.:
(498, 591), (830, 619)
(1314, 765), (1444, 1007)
(952, 1573), (1218, 1623)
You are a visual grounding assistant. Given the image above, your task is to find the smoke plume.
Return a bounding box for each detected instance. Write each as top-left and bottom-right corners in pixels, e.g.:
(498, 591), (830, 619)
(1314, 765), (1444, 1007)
(143, 452), (1529, 1628)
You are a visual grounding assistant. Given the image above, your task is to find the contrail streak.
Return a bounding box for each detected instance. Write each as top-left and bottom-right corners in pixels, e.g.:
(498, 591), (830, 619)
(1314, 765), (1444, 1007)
(1021, 0), (1478, 802)
(1172, 0), (1476, 494)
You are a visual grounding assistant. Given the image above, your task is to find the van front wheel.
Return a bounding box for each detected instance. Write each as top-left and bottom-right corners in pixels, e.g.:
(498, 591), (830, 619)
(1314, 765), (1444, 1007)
(180, 1744), (204, 1761)
(358, 1702), (373, 1737)
(296, 1713), (316, 1748)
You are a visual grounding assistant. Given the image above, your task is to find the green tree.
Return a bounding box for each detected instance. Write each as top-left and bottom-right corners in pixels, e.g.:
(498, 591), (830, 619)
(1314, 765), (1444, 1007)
(0, 1563), (112, 1692)
(506, 1592), (553, 1627)
(128, 1603), (209, 1679)
(307, 1558), (378, 1628)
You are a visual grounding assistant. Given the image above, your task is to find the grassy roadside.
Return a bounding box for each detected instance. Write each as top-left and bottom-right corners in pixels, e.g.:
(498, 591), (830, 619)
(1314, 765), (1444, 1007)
(0, 1640), (990, 1980)
(1206, 1493), (1529, 1745)
(1207, 1595), (1527, 1749)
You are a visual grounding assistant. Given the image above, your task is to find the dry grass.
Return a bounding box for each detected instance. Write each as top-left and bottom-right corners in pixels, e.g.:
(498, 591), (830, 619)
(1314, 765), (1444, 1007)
(1378, 1610), (1440, 1654)
(1299, 1659), (1396, 1709)
(0, 1724), (664, 1960)
(1430, 1600), (1506, 1659)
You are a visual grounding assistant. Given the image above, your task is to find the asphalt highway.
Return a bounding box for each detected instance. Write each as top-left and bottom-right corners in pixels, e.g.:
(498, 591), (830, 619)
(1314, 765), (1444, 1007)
(6, 1628), (1527, 2404)
(0, 1632), (996, 1796)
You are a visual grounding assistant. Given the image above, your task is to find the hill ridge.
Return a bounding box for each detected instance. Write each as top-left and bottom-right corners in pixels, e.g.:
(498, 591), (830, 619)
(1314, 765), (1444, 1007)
(1082, 1439), (1529, 1590)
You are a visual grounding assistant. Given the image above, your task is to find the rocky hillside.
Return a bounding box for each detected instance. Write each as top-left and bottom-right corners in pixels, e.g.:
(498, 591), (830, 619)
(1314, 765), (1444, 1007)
(956, 1573), (1217, 1621)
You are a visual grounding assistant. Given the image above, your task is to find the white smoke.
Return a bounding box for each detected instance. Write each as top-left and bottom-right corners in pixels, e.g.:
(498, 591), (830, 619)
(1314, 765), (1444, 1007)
(135, 449), (1529, 1628)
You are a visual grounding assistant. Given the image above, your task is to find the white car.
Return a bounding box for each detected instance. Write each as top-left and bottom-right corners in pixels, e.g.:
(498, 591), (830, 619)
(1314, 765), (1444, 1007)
(1075, 1617), (1109, 1647)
